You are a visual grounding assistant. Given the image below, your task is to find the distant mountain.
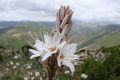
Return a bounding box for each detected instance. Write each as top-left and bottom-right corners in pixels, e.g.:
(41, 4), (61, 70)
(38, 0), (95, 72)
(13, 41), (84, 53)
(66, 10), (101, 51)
(19, 21), (54, 27)
(0, 23), (52, 48)
(87, 24), (120, 49)
(0, 27), (14, 34)
(0, 21), (54, 28)
(74, 24), (120, 49)
(0, 21), (120, 49)
(0, 21), (23, 28)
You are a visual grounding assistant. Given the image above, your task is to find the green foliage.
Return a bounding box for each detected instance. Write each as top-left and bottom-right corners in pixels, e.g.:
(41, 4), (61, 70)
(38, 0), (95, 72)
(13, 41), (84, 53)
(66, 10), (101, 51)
(0, 44), (120, 80)
(21, 44), (32, 57)
(0, 54), (4, 63)
(76, 45), (120, 80)
(80, 59), (107, 80)
(0, 45), (5, 49)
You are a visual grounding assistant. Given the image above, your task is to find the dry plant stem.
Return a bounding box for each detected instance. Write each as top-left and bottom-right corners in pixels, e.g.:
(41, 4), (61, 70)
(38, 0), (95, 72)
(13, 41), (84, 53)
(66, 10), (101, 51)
(41, 5), (73, 80)
(40, 55), (60, 80)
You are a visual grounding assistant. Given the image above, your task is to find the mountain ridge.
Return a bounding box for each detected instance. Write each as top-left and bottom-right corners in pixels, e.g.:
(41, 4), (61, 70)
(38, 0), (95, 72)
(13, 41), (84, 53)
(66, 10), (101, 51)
(0, 21), (120, 49)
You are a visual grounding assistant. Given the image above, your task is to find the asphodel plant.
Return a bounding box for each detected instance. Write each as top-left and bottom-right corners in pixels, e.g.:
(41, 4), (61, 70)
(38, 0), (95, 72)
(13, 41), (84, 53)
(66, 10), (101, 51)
(29, 6), (79, 80)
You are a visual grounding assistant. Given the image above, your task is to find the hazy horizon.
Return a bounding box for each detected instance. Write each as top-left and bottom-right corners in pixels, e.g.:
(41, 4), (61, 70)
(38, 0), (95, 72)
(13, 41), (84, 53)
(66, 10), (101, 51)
(0, 0), (120, 24)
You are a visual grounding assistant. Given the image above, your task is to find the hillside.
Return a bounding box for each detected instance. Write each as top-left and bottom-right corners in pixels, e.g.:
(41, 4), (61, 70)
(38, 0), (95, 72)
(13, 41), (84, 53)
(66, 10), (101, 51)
(75, 24), (120, 48)
(0, 23), (51, 48)
(0, 21), (120, 49)
(71, 22), (120, 49)
(86, 25), (120, 49)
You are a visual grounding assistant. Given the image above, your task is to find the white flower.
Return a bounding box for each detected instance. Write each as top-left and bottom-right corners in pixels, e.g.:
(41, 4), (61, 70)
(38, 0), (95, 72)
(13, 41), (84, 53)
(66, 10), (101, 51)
(29, 29), (79, 74)
(14, 55), (19, 59)
(29, 32), (63, 61)
(30, 35), (58, 60)
(31, 76), (35, 80)
(27, 65), (31, 69)
(64, 70), (70, 74)
(28, 71), (33, 75)
(10, 61), (14, 65)
(57, 43), (79, 73)
(6, 68), (9, 71)
(29, 40), (45, 59)
(16, 62), (19, 66)
(81, 73), (88, 79)
(24, 77), (28, 80)
(28, 71), (31, 75)
(35, 72), (40, 77)
(13, 66), (16, 69)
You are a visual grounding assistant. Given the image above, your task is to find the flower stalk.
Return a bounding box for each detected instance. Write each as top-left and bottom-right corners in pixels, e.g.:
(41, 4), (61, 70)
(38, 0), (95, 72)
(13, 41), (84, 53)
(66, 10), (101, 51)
(29, 5), (79, 80)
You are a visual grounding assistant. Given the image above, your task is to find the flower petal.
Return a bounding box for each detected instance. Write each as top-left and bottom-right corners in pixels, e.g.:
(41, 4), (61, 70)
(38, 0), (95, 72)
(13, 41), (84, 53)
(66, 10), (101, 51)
(44, 34), (51, 44)
(34, 40), (43, 50)
(30, 54), (40, 59)
(63, 60), (75, 73)
(57, 58), (62, 67)
(41, 51), (52, 61)
(29, 49), (41, 55)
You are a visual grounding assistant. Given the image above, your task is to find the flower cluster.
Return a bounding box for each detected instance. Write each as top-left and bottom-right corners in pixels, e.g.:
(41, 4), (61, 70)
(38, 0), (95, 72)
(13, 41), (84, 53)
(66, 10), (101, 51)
(29, 5), (79, 80)
(29, 30), (79, 73)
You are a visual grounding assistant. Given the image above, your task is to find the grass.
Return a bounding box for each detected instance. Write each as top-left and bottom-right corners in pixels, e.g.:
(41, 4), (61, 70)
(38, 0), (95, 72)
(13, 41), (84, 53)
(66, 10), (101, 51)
(88, 32), (120, 49)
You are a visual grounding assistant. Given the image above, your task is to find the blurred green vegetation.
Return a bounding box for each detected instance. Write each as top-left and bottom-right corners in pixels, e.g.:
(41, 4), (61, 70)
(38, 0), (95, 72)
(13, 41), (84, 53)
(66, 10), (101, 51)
(74, 45), (120, 80)
(58, 45), (120, 80)
(0, 44), (120, 80)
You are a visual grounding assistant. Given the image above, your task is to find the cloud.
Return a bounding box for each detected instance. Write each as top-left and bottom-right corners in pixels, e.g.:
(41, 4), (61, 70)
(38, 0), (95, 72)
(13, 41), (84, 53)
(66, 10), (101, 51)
(0, 0), (120, 23)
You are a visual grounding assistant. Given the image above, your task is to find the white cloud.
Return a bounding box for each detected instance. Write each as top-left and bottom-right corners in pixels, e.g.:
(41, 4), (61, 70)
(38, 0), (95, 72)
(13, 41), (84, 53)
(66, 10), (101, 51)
(0, 0), (120, 23)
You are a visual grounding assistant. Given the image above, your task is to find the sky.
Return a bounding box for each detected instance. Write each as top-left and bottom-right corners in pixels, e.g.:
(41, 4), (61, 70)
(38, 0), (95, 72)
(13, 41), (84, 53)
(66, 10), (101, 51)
(0, 0), (120, 23)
